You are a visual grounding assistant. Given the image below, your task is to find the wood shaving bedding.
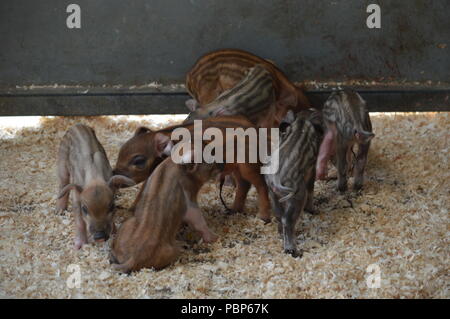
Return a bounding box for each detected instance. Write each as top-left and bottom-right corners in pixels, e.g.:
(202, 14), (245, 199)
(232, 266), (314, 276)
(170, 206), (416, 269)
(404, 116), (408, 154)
(0, 112), (448, 299)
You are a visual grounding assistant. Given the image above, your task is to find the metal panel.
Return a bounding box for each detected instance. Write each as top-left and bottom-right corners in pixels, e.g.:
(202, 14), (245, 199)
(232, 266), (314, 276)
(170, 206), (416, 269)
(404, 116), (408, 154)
(0, 88), (449, 116)
(0, 0), (449, 115)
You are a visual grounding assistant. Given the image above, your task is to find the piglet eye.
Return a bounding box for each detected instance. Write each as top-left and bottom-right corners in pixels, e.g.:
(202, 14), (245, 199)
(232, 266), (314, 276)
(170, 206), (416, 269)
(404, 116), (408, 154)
(131, 156), (147, 169)
(81, 205), (88, 215)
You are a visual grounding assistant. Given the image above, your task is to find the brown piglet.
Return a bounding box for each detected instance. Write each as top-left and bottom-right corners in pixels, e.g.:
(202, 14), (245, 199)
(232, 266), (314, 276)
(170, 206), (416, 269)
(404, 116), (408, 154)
(110, 154), (224, 273)
(113, 116), (272, 222)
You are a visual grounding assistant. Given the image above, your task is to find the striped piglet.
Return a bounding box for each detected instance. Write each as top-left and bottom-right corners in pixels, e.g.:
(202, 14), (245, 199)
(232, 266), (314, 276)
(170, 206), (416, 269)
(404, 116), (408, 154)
(265, 109), (323, 257)
(316, 90), (374, 192)
(185, 48), (311, 116)
(184, 64), (276, 127)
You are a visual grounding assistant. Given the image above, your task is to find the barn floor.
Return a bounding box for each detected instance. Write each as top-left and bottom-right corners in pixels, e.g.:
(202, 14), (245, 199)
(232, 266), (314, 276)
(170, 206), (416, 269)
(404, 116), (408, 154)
(0, 112), (448, 299)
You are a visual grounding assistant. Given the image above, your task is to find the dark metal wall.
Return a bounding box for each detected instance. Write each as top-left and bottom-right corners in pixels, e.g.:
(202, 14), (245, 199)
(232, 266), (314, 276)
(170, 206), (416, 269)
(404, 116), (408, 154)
(0, 0), (449, 115)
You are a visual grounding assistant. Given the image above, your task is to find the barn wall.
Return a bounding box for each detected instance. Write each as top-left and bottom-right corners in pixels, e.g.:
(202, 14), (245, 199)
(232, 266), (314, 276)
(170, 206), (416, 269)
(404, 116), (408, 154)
(0, 0), (449, 115)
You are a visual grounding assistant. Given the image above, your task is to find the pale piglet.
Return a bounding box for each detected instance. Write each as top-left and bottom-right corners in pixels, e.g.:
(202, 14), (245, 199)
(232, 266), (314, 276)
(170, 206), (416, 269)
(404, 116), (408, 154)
(56, 124), (135, 249)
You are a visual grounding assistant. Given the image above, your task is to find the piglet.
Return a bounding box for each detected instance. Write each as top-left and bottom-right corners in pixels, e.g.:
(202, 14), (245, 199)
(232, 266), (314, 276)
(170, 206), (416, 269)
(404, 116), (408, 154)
(265, 110), (322, 257)
(56, 124), (135, 249)
(183, 64), (276, 127)
(113, 116), (272, 222)
(316, 90), (375, 192)
(110, 151), (223, 273)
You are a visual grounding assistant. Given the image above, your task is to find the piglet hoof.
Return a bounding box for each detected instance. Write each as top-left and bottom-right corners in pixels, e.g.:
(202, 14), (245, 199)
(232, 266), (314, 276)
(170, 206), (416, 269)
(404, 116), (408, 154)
(202, 232), (219, 243)
(224, 208), (237, 215)
(111, 263), (131, 275)
(258, 214), (272, 224)
(284, 249), (302, 258)
(304, 208), (318, 215)
(55, 206), (66, 215)
(109, 252), (118, 265)
(337, 183), (348, 194)
(353, 183), (363, 192)
(111, 263), (121, 271)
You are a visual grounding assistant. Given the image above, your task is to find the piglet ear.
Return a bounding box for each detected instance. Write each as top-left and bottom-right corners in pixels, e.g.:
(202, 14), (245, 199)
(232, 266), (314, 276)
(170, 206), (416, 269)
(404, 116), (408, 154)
(108, 175), (136, 191)
(185, 99), (199, 112)
(58, 184), (83, 199)
(134, 126), (152, 137)
(154, 133), (173, 157)
(355, 130), (375, 143)
(282, 110), (296, 124)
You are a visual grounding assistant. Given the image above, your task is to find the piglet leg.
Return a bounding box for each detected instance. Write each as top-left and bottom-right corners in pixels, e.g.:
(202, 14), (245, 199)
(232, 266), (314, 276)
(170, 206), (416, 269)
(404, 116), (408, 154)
(353, 142), (371, 191)
(281, 186), (306, 258)
(73, 194), (88, 249)
(56, 164), (70, 214)
(184, 205), (218, 243)
(316, 129), (335, 180)
(74, 209), (88, 249)
(231, 176), (251, 214)
(336, 140), (350, 193)
(268, 190), (283, 222)
(111, 257), (134, 274)
(129, 180), (147, 212)
(239, 167), (271, 223)
(304, 168), (317, 214)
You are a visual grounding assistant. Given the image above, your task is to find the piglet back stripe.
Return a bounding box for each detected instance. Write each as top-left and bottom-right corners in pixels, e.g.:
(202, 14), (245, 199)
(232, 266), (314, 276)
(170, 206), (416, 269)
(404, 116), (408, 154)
(271, 117), (318, 195)
(323, 90), (373, 139)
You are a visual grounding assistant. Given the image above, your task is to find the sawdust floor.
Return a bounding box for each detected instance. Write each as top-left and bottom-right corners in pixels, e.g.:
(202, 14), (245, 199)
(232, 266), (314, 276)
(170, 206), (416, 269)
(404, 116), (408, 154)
(0, 112), (448, 298)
